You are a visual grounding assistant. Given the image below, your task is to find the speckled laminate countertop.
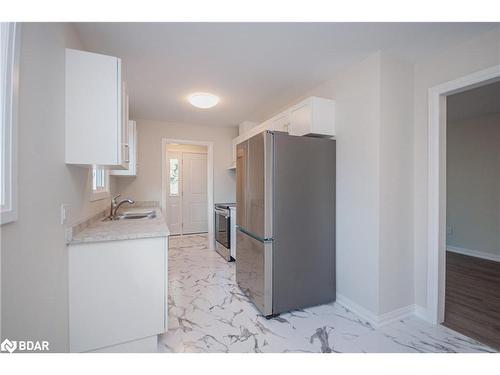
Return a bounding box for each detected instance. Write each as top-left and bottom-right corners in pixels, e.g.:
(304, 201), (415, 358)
(69, 207), (169, 245)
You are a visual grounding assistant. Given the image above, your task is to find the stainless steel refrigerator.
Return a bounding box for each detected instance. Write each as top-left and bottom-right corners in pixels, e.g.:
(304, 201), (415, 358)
(236, 130), (336, 317)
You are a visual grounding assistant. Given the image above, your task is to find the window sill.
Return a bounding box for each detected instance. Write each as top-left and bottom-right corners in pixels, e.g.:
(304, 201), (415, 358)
(1, 208), (18, 225)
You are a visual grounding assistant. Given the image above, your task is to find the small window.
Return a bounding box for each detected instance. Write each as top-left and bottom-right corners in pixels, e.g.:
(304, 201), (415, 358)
(1, 23), (21, 225)
(169, 158), (179, 196)
(90, 165), (110, 201)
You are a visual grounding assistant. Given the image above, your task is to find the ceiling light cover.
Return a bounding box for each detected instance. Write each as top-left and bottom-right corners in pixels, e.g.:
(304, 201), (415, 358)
(188, 92), (220, 109)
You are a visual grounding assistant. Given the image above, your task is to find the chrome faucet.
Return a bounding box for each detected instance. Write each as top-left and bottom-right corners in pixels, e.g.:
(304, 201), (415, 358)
(109, 194), (135, 220)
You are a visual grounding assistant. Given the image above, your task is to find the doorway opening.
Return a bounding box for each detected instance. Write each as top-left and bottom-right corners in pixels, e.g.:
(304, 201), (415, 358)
(161, 139), (214, 249)
(443, 81), (500, 349)
(427, 65), (500, 346)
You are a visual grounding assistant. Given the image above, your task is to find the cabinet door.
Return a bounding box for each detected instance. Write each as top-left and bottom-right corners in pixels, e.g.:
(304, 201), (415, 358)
(65, 49), (121, 166)
(121, 83), (130, 168)
(270, 113), (290, 133)
(69, 237), (166, 352)
(231, 138), (237, 168)
(130, 120), (137, 174)
(289, 102), (312, 136)
(111, 120), (136, 176)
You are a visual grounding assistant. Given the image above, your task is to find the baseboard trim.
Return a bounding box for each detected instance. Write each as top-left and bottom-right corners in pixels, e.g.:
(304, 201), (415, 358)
(377, 304), (417, 327)
(447, 245), (500, 263)
(335, 294), (378, 327)
(335, 294), (418, 328)
(414, 305), (430, 322)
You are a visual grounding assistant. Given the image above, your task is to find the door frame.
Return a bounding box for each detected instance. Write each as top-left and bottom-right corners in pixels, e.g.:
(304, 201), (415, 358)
(161, 138), (214, 250)
(426, 64), (500, 324)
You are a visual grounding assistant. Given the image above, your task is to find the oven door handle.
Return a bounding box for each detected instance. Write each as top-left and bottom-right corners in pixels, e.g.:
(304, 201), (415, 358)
(215, 209), (230, 218)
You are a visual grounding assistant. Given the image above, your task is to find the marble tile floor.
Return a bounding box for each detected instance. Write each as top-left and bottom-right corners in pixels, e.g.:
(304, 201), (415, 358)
(158, 234), (496, 353)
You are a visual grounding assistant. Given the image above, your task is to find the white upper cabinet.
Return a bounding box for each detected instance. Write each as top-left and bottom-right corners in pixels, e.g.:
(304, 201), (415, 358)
(65, 48), (129, 169)
(269, 112), (290, 133)
(231, 97), (334, 160)
(121, 82), (130, 167)
(229, 137), (240, 170)
(230, 97), (334, 169)
(288, 97), (335, 137)
(111, 120), (138, 176)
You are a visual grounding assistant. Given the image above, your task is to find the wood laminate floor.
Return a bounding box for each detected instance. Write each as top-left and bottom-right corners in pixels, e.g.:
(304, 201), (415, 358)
(444, 251), (500, 350)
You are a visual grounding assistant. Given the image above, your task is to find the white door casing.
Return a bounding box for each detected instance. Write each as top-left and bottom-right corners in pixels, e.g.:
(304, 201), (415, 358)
(182, 153), (208, 234)
(427, 64), (500, 324)
(166, 151), (182, 235)
(161, 139), (214, 249)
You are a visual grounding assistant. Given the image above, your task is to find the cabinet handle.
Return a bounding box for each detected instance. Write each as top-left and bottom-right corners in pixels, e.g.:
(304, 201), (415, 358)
(124, 144), (130, 163)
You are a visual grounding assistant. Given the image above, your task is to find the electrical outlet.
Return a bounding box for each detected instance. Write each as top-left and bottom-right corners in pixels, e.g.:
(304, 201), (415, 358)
(446, 225), (454, 236)
(65, 227), (73, 243)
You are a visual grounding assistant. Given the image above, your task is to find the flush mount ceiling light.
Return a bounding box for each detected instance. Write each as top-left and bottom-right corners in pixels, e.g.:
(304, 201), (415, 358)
(187, 92), (220, 109)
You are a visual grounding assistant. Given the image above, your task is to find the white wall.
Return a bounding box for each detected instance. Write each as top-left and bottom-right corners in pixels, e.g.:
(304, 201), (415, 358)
(378, 54), (415, 315)
(238, 121), (258, 135)
(413, 27), (500, 310)
(306, 53), (382, 315)
(114, 119), (238, 205)
(281, 52), (415, 318)
(0, 23), (113, 350)
(446, 113), (500, 256)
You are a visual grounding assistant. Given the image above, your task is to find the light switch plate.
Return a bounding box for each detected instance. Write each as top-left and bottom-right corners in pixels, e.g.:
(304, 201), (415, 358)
(61, 204), (68, 225)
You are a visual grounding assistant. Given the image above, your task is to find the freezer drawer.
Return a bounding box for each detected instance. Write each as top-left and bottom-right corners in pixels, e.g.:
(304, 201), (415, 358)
(235, 228), (272, 316)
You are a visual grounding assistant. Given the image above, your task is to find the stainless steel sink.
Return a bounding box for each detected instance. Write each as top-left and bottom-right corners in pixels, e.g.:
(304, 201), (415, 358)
(119, 211), (156, 220)
(102, 210), (156, 221)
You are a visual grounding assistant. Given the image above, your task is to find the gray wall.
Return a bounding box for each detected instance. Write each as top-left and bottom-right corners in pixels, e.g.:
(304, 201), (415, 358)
(1, 23), (111, 351)
(446, 113), (500, 256)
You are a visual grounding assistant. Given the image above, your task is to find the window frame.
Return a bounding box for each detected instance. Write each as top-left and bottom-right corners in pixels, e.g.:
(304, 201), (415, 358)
(90, 165), (110, 202)
(169, 157), (180, 197)
(1, 23), (21, 225)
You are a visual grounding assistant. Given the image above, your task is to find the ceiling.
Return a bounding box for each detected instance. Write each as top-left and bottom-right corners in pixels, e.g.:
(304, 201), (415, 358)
(447, 80), (500, 123)
(73, 23), (498, 127)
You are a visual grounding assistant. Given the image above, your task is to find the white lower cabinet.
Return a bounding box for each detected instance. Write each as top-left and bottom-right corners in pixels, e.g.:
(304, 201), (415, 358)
(68, 236), (168, 353)
(89, 336), (158, 353)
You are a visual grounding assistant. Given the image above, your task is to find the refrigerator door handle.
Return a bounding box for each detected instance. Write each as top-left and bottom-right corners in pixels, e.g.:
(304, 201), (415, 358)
(236, 225), (273, 243)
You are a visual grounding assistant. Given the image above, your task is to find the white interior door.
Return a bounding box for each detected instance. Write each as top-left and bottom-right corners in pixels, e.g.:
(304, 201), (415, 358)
(182, 153), (208, 234)
(166, 151), (182, 235)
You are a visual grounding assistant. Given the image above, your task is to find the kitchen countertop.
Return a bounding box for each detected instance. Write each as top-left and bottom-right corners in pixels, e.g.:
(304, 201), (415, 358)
(70, 207), (169, 245)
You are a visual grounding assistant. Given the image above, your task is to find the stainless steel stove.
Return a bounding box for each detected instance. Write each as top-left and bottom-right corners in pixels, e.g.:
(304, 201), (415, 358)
(214, 203), (235, 261)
